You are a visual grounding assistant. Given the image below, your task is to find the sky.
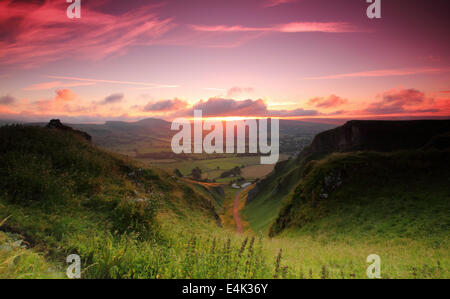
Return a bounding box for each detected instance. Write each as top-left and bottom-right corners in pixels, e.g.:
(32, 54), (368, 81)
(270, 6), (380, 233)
(0, 0), (449, 123)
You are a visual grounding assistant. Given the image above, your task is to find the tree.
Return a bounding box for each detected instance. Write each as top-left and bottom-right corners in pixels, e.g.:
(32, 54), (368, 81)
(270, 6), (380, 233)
(173, 168), (183, 177)
(220, 166), (241, 178)
(233, 166), (241, 176)
(191, 166), (202, 180)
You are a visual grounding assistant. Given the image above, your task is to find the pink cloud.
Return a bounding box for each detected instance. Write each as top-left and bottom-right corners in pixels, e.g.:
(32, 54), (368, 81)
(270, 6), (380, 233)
(0, 0), (175, 68)
(99, 93), (124, 105)
(364, 88), (438, 115)
(308, 95), (348, 108)
(191, 25), (266, 33)
(303, 67), (450, 80)
(46, 75), (178, 88)
(142, 98), (188, 112)
(191, 22), (359, 34)
(55, 89), (77, 102)
(192, 98), (268, 117)
(187, 98), (317, 118)
(33, 89), (79, 113)
(2, 89), (447, 122)
(184, 20), (358, 48)
(24, 81), (96, 91)
(0, 95), (16, 106)
(263, 0), (298, 8)
(226, 87), (254, 97)
(278, 22), (359, 33)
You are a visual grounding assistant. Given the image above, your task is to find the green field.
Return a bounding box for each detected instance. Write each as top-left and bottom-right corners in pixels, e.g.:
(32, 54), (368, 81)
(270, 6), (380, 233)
(150, 156), (261, 178)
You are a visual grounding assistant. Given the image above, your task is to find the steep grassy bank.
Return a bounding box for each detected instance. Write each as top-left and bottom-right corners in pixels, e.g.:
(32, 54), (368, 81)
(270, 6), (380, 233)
(242, 158), (304, 233)
(0, 125), (301, 279)
(0, 125), (231, 278)
(240, 150), (450, 279)
(243, 120), (450, 237)
(238, 120), (450, 278)
(269, 150), (450, 239)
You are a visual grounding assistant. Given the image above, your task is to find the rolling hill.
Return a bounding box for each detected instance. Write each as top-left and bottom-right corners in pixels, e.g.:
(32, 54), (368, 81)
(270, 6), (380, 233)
(243, 120), (450, 238)
(68, 118), (336, 158)
(0, 123), (228, 278)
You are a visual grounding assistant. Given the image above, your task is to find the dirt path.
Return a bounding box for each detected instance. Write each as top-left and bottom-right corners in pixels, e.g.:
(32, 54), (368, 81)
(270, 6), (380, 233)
(233, 186), (251, 233)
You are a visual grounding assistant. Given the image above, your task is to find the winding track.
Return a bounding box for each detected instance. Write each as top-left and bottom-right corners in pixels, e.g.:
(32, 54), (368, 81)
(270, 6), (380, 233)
(233, 186), (251, 233)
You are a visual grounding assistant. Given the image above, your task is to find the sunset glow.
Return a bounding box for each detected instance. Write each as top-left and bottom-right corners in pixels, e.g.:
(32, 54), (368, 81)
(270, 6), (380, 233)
(0, 0), (449, 123)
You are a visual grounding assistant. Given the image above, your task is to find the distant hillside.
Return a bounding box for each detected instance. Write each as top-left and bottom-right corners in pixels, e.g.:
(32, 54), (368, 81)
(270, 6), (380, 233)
(303, 119), (450, 155)
(0, 119), (22, 126)
(3, 118), (334, 159)
(71, 118), (335, 158)
(71, 118), (173, 156)
(243, 119), (450, 236)
(46, 118), (335, 160)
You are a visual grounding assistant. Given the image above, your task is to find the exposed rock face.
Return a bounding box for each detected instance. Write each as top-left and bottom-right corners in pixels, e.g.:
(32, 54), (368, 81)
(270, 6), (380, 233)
(303, 120), (450, 155)
(46, 119), (92, 142)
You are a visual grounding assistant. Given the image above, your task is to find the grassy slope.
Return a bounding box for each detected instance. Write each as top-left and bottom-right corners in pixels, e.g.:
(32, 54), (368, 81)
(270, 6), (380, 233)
(243, 148), (450, 240)
(242, 150), (450, 278)
(0, 230), (63, 278)
(0, 125), (226, 278)
(242, 158), (305, 233)
(0, 125), (296, 279)
(270, 150), (450, 240)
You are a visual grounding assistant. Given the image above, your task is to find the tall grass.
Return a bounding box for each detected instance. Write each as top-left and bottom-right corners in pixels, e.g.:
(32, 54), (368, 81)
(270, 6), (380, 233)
(0, 217), (62, 278)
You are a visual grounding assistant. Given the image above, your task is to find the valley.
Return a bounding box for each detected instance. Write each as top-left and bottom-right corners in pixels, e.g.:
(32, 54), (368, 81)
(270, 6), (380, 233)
(0, 119), (449, 279)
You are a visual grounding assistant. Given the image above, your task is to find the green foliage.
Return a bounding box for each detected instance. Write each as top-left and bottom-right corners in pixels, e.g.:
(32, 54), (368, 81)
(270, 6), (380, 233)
(173, 168), (183, 177)
(140, 169), (160, 181)
(0, 229), (62, 278)
(61, 228), (272, 279)
(191, 166), (202, 180)
(220, 166), (242, 178)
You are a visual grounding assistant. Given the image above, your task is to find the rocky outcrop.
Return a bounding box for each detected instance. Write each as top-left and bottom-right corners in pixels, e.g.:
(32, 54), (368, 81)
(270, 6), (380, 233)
(46, 119), (92, 142)
(302, 119), (450, 156)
